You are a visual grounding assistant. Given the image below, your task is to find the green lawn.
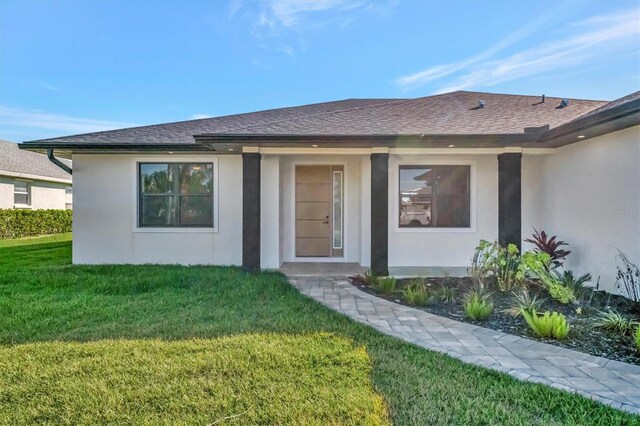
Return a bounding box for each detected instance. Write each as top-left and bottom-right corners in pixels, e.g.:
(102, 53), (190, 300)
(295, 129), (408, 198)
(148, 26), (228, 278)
(0, 234), (637, 425)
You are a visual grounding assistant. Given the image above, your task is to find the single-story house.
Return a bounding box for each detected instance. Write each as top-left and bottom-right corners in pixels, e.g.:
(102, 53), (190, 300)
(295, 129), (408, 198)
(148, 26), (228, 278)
(1, 139), (72, 210)
(20, 90), (640, 292)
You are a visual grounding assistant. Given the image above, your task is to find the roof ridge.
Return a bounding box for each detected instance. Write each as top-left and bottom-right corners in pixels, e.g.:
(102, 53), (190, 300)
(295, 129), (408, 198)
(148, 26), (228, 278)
(447, 90), (609, 102)
(213, 98), (415, 134)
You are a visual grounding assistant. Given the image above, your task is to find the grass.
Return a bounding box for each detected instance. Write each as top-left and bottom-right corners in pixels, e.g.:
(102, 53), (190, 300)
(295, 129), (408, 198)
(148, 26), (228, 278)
(0, 233), (638, 425)
(0, 334), (387, 425)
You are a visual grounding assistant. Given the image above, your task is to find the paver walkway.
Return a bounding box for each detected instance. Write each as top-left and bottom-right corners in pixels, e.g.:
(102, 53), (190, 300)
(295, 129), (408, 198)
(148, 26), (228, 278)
(287, 275), (640, 414)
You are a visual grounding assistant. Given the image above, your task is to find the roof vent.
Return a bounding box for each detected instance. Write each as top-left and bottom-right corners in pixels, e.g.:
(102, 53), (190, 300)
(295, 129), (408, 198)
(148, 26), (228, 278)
(559, 98), (569, 108)
(541, 94), (545, 103)
(478, 100), (486, 108)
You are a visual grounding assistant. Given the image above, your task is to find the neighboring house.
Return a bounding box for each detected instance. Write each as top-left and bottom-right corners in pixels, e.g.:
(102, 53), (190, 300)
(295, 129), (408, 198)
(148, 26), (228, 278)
(20, 91), (640, 292)
(0, 139), (72, 210)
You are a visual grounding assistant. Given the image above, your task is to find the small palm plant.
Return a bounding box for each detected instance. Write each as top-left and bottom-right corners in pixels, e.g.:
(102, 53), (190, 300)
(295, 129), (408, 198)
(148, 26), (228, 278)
(635, 326), (640, 352)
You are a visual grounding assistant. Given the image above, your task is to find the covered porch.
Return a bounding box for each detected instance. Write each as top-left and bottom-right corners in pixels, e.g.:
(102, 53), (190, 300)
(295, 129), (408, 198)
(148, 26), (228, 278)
(239, 145), (526, 275)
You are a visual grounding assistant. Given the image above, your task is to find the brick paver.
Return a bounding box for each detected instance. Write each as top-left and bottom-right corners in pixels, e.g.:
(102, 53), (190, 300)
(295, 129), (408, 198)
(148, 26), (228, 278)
(287, 275), (640, 414)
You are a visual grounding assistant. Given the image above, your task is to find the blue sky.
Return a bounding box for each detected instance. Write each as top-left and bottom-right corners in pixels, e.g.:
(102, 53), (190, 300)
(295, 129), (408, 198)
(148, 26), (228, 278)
(1, 0), (639, 142)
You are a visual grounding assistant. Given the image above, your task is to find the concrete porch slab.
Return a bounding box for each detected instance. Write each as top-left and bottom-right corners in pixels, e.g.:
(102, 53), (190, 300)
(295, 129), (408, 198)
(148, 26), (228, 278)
(280, 262), (365, 276)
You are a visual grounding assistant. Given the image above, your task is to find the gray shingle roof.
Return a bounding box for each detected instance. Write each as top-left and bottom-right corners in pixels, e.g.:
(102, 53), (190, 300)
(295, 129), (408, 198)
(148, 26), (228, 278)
(0, 139), (71, 181)
(23, 91), (614, 146)
(574, 91), (640, 120)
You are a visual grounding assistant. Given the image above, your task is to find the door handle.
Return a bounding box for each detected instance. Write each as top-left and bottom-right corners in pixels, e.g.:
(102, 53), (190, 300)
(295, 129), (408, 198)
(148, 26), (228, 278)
(322, 215), (329, 224)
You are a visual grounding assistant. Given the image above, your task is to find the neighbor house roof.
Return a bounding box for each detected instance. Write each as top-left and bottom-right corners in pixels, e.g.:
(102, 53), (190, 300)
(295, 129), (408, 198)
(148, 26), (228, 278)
(0, 139), (72, 183)
(19, 90), (640, 153)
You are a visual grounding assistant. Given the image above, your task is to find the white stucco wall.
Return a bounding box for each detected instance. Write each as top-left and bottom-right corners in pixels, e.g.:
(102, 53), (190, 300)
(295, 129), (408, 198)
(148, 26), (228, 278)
(0, 177), (13, 209)
(0, 175), (69, 209)
(522, 126), (640, 292)
(388, 154), (499, 273)
(261, 155), (280, 269)
(72, 154), (242, 265)
(30, 181), (68, 209)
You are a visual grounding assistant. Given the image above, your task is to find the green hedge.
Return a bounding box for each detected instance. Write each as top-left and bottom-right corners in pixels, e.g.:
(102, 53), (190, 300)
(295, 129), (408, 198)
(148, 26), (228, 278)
(0, 209), (72, 239)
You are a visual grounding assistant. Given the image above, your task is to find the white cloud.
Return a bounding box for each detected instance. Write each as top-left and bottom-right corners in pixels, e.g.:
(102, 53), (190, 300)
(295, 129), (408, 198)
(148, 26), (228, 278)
(33, 80), (61, 91)
(258, 0), (361, 29)
(0, 105), (137, 136)
(243, 0), (392, 53)
(395, 8), (640, 94)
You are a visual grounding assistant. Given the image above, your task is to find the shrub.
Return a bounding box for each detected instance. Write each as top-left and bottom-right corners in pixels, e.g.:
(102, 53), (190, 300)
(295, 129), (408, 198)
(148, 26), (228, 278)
(524, 228), (571, 269)
(520, 252), (576, 304)
(504, 288), (544, 318)
(436, 285), (457, 305)
(376, 277), (397, 295)
(468, 240), (497, 287)
(493, 243), (522, 292)
(350, 270), (379, 287)
(594, 309), (637, 335)
(403, 281), (429, 306)
(635, 326), (640, 352)
(546, 282), (576, 305)
(555, 270), (592, 296)
(464, 292), (493, 321)
(615, 250), (640, 311)
(0, 209), (72, 239)
(521, 309), (569, 339)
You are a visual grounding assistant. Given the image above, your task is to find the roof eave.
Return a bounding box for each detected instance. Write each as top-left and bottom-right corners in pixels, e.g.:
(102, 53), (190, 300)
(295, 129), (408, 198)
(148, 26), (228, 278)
(194, 133), (543, 149)
(538, 98), (640, 147)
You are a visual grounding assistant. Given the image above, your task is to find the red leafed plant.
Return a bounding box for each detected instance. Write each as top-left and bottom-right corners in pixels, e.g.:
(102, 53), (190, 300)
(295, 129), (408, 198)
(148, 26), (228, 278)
(524, 228), (571, 269)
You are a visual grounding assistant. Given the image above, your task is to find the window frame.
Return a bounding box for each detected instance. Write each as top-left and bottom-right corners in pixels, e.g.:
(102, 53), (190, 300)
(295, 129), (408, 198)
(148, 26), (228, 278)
(133, 157), (219, 233)
(394, 160), (476, 234)
(14, 180), (31, 207)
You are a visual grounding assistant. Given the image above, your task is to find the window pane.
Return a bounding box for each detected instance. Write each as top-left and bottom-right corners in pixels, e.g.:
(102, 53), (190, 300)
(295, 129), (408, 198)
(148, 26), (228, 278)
(65, 186), (73, 194)
(399, 165), (470, 228)
(14, 193), (28, 205)
(140, 164), (174, 194)
(14, 181), (28, 193)
(332, 171), (343, 249)
(180, 195), (213, 226)
(399, 167), (432, 227)
(141, 195), (176, 226)
(433, 166), (469, 196)
(179, 164), (213, 194)
(434, 196), (470, 227)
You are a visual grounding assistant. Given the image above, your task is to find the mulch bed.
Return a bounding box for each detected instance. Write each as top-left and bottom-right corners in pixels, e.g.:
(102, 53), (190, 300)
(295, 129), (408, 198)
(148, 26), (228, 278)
(349, 276), (640, 366)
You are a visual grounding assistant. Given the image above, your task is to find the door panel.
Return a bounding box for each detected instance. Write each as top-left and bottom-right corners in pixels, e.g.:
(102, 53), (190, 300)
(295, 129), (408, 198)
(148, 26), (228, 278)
(296, 238), (331, 257)
(296, 202), (331, 220)
(296, 166), (331, 257)
(295, 183), (331, 202)
(296, 220), (330, 238)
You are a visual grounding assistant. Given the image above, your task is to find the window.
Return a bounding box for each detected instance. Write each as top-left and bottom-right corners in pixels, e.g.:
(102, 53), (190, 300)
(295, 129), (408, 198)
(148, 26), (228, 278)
(138, 163), (214, 227)
(65, 186), (73, 195)
(332, 170), (343, 249)
(399, 165), (470, 228)
(14, 181), (30, 206)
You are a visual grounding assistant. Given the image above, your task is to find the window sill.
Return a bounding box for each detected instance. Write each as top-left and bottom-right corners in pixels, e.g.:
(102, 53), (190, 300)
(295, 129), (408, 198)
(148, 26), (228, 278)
(13, 204), (32, 209)
(394, 226), (476, 234)
(133, 227), (219, 234)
